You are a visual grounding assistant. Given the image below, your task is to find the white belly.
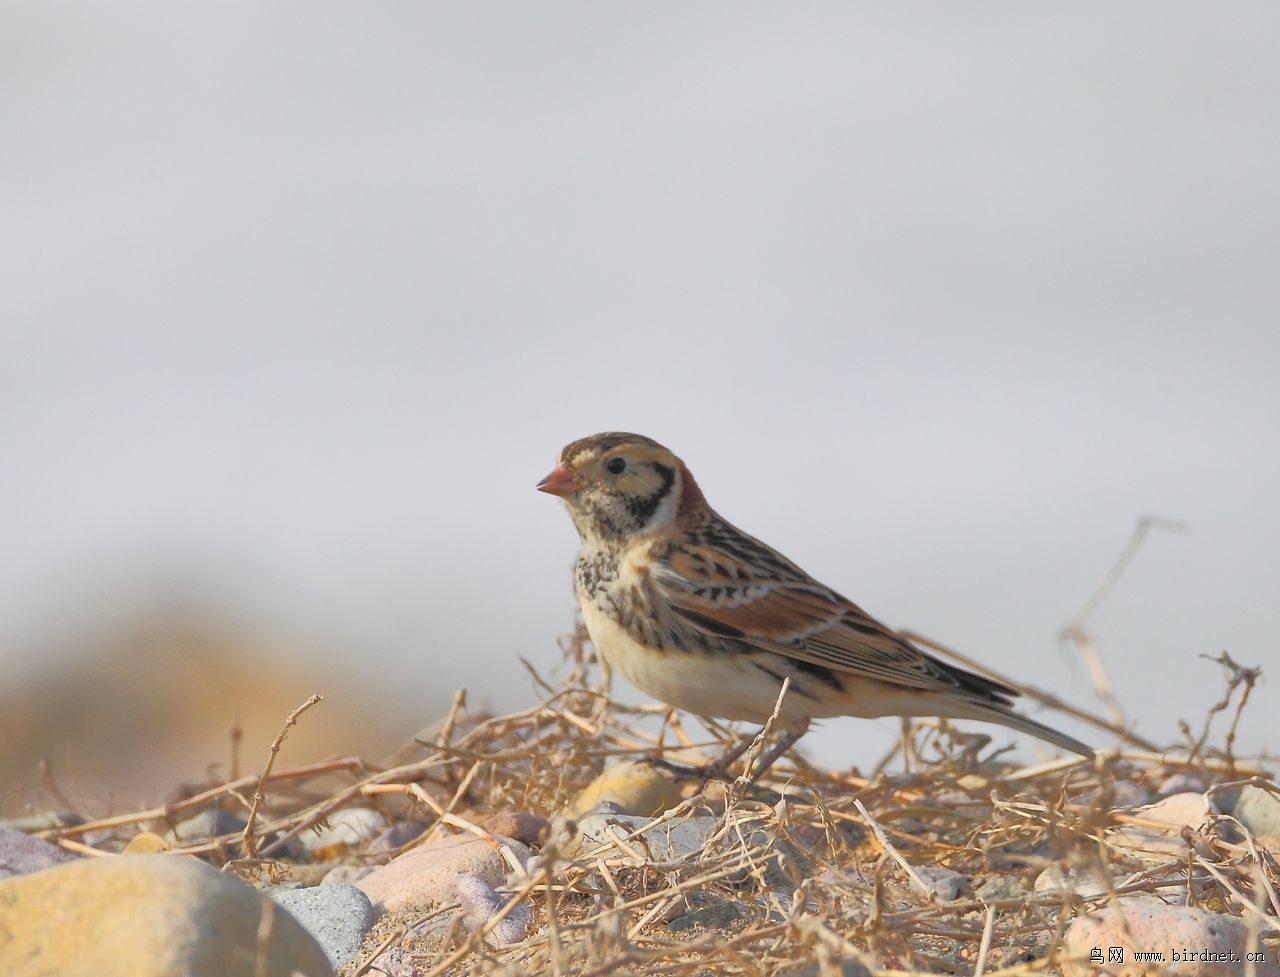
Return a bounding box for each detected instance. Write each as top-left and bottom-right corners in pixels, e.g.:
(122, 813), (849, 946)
(578, 596), (815, 725)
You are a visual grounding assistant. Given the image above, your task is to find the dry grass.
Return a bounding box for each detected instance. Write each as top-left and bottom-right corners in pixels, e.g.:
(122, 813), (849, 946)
(21, 520), (1278, 974)
(30, 624), (1278, 977)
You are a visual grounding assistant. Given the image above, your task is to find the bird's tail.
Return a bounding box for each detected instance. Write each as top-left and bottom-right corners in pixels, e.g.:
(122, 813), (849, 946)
(952, 700), (1095, 758)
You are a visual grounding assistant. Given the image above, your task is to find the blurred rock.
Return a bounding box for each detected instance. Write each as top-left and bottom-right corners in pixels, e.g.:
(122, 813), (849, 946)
(565, 760), (685, 818)
(360, 944), (416, 977)
(567, 813), (716, 862)
(367, 820), (427, 856)
(0, 827), (78, 879)
(455, 873), (532, 944)
(1233, 784), (1280, 839)
(916, 865), (969, 900)
(778, 959), (873, 977)
(0, 621), (409, 816)
(0, 854), (332, 976)
(0, 812), (84, 833)
(299, 808), (387, 859)
(1143, 792), (1218, 825)
(1110, 792), (1216, 856)
(975, 874), (1029, 903)
(1061, 901), (1279, 977)
(1156, 772), (1208, 797)
(123, 832), (171, 854)
(1033, 863), (1112, 900)
(272, 882), (376, 969)
(1078, 779), (1153, 811)
(170, 808), (247, 843)
(477, 810), (549, 847)
(355, 831), (531, 914)
(668, 899), (745, 932)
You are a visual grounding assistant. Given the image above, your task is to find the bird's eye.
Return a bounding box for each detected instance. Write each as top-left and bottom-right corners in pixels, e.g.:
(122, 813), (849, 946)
(606, 457), (627, 475)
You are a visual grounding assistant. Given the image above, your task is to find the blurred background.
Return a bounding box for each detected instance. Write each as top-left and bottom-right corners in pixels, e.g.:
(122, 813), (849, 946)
(3, 3), (1277, 815)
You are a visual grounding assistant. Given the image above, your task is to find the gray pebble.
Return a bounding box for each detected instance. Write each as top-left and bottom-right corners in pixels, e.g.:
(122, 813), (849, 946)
(367, 821), (427, 854)
(1233, 784), (1280, 838)
(916, 865), (969, 900)
(169, 809), (247, 843)
(272, 881), (377, 969)
(778, 959), (873, 977)
(570, 813), (716, 862)
(455, 873), (531, 945)
(0, 811), (83, 833)
(975, 873), (1029, 903)
(1034, 864), (1112, 899)
(0, 827), (79, 879)
(668, 899), (745, 932)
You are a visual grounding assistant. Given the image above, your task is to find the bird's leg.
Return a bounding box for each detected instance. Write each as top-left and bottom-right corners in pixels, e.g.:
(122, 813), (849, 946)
(694, 733), (756, 783)
(738, 725), (806, 784)
(697, 723), (807, 785)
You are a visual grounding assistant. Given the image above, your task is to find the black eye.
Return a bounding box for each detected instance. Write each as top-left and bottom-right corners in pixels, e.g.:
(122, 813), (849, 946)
(606, 457), (627, 475)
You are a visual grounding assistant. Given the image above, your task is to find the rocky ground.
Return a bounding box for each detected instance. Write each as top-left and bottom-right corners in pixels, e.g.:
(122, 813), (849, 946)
(2, 655), (1278, 977)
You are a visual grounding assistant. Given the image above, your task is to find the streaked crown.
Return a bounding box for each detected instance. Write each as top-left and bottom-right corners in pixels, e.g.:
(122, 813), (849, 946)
(538, 432), (707, 543)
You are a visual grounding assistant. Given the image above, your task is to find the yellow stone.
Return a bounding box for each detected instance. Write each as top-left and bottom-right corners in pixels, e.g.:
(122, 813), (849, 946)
(0, 854), (333, 977)
(565, 760), (686, 819)
(123, 832), (171, 854)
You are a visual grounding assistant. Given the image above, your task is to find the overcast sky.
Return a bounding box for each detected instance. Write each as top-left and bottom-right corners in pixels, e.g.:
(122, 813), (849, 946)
(3, 3), (1277, 768)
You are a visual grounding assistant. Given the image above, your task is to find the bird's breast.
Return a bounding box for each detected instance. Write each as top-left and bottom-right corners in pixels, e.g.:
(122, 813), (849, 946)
(573, 548), (829, 725)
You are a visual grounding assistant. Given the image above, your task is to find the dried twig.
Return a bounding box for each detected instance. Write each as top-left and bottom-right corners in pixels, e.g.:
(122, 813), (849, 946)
(239, 694), (322, 861)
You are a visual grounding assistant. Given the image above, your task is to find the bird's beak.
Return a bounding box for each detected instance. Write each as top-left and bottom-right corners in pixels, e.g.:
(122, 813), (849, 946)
(536, 465), (578, 497)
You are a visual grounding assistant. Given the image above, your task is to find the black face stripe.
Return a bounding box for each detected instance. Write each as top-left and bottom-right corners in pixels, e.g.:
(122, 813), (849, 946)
(624, 462), (676, 526)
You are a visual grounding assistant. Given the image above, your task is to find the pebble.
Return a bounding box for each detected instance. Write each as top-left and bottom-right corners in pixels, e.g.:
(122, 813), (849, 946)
(355, 831), (531, 914)
(567, 813), (716, 862)
(915, 866), (969, 901)
(1061, 901), (1279, 977)
(0, 827), (79, 879)
(667, 899), (746, 932)
(0, 853), (332, 976)
(169, 808), (248, 843)
(1143, 792), (1218, 826)
(455, 873), (532, 944)
(366, 820), (427, 856)
(476, 810), (550, 847)
(1079, 779), (1154, 811)
(1111, 780), (1157, 808)
(1156, 772), (1208, 797)
(565, 760), (685, 818)
(1110, 792), (1216, 856)
(778, 959), (874, 977)
(167, 809), (303, 859)
(1033, 864), (1112, 900)
(975, 873), (1030, 903)
(299, 808), (388, 859)
(272, 882), (376, 969)
(1233, 784), (1280, 840)
(123, 832), (171, 854)
(0, 811), (84, 833)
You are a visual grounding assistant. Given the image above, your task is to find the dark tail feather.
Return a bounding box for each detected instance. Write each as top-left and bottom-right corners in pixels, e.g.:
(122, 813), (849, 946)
(962, 701), (1095, 757)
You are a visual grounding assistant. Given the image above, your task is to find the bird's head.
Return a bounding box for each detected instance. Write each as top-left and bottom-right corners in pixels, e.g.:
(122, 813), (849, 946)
(537, 432), (707, 544)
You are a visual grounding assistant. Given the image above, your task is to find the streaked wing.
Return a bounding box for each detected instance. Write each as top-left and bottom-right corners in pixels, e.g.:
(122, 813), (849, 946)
(655, 519), (1016, 700)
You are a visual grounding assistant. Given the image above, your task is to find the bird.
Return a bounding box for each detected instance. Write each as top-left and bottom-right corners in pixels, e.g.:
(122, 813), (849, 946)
(537, 432), (1093, 776)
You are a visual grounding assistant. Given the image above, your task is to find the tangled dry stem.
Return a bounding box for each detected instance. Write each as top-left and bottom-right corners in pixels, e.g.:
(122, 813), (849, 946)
(33, 621), (1279, 977)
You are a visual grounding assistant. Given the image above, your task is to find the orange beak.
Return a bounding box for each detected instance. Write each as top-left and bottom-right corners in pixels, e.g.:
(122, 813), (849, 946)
(536, 465), (578, 497)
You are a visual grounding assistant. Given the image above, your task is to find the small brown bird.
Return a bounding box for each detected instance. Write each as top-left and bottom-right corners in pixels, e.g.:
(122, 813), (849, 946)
(538, 432), (1093, 773)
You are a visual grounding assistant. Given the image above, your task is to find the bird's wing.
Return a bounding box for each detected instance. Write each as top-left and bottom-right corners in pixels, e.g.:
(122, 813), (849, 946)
(653, 522), (1016, 701)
